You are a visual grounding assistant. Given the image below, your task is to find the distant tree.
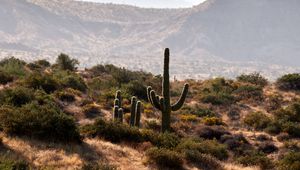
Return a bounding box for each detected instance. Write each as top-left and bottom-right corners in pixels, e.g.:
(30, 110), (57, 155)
(277, 73), (300, 91)
(237, 72), (268, 87)
(55, 53), (79, 71)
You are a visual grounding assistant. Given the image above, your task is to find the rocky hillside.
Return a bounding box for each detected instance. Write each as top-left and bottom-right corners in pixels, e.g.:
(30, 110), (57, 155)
(0, 55), (299, 170)
(0, 0), (300, 79)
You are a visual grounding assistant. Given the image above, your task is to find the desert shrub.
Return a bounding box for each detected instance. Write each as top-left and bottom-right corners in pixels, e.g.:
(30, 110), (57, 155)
(236, 151), (274, 170)
(61, 75), (87, 92)
(265, 93), (284, 112)
(277, 73), (300, 91)
(272, 102), (300, 137)
(196, 125), (230, 140)
(0, 57), (27, 77)
(0, 87), (34, 107)
(34, 59), (50, 67)
(82, 104), (101, 118)
(81, 119), (142, 143)
(237, 72), (268, 87)
(27, 62), (42, 71)
(203, 117), (224, 126)
(227, 107), (240, 120)
(0, 156), (29, 170)
(54, 53), (79, 71)
(149, 132), (180, 149)
(0, 71), (13, 85)
(81, 162), (116, 170)
(200, 78), (236, 105)
(278, 152), (300, 170)
(124, 80), (147, 100)
(185, 150), (223, 170)
(233, 84), (263, 101)
(220, 134), (250, 152)
(264, 121), (282, 134)
(257, 142), (278, 154)
(179, 105), (216, 117)
(277, 133), (290, 142)
(146, 147), (183, 169)
(23, 73), (59, 93)
(256, 134), (270, 141)
(0, 101), (81, 142)
(55, 91), (76, 102)
(145, 120), (161, 131)
(201, 93), (235, 105)
(176, 138), (228, 160)
(179, 114), (198, 122)
(243, 112), (271, 130)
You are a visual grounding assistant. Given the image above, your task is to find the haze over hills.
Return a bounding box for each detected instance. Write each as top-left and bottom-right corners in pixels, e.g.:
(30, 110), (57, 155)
(0, 0), (300, 80)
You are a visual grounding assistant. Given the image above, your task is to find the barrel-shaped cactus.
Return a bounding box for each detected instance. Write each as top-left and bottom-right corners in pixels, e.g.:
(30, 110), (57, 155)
(147, 48), (189, 132)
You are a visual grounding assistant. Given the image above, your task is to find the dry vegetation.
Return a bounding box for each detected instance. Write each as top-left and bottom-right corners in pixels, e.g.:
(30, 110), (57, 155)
(0, 56), (299, 170)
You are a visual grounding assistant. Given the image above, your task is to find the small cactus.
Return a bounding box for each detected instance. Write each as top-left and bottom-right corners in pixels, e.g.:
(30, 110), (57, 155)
(113, 91), (142, 127)
(147, 48), (189, 132)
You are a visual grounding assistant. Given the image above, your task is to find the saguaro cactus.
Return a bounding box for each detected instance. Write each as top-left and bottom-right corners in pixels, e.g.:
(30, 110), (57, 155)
(113, 90), (124, 122)
(113, 91), (142, 126)
(129, 96), (142, 127)
(147, 48), (189, 132)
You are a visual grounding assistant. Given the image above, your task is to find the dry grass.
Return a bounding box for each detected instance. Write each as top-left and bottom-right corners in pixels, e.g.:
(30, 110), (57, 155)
(0, 133), (150, 170)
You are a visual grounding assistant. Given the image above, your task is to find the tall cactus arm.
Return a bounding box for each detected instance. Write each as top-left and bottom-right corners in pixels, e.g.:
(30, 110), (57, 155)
(135, 101), (142, 127)
(147, 86), (153, 104)
(150, 90), (161, 110)
(130, 97), (137, 126)
(114, 99), (119, 107)
(115, 90), (122, 107)
(171, 83), (189, 111)
(118, 108), (124, 123)
(113, 106), (119, 121)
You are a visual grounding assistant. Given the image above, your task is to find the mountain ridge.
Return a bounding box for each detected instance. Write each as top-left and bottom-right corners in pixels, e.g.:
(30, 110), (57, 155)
(0, 0), (299, 80)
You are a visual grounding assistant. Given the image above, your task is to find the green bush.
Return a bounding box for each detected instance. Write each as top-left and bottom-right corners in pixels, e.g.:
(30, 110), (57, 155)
(0, 156), (29, 170)
(272, 102), (300, 137)
(278, 152), (300, 170)
(23, 73), (59, 93)
(146, 147), (183, 169)
(176, 138), (228, 160)
(243, 112), (271, 130)
(81, 119), (142, 143)
(185, 150), (223, 170)
(54, 53), (79, 71)
(277, 73), (300, 91)
(0, 71), (13, 85)
(0, 101), (81, 142)
(55, 91), (76, 102)
(0, 57), (27, 77)
(237, 72), (268, 87)
(0, 87), (34, 107)
(201, 92), (235, 105)
(34, 59), (51, 67)
(60, 73), (87, 92)
(233, 84), (263, 101)
(200, 78), (236, 105)
(236, 151), (274, 170)
(179, 105), (216, 117)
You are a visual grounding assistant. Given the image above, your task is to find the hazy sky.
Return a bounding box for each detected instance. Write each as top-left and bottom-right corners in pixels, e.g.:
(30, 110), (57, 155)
(79, 0), (207, 8)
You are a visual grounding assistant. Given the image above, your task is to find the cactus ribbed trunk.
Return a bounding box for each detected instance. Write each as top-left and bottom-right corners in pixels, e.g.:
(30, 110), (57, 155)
(162, 48), (171, 132)
(147, 48), (189, 132)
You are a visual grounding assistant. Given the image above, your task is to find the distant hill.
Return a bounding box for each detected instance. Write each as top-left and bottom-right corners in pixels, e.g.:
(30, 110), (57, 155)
(0, 0), (299, 79)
